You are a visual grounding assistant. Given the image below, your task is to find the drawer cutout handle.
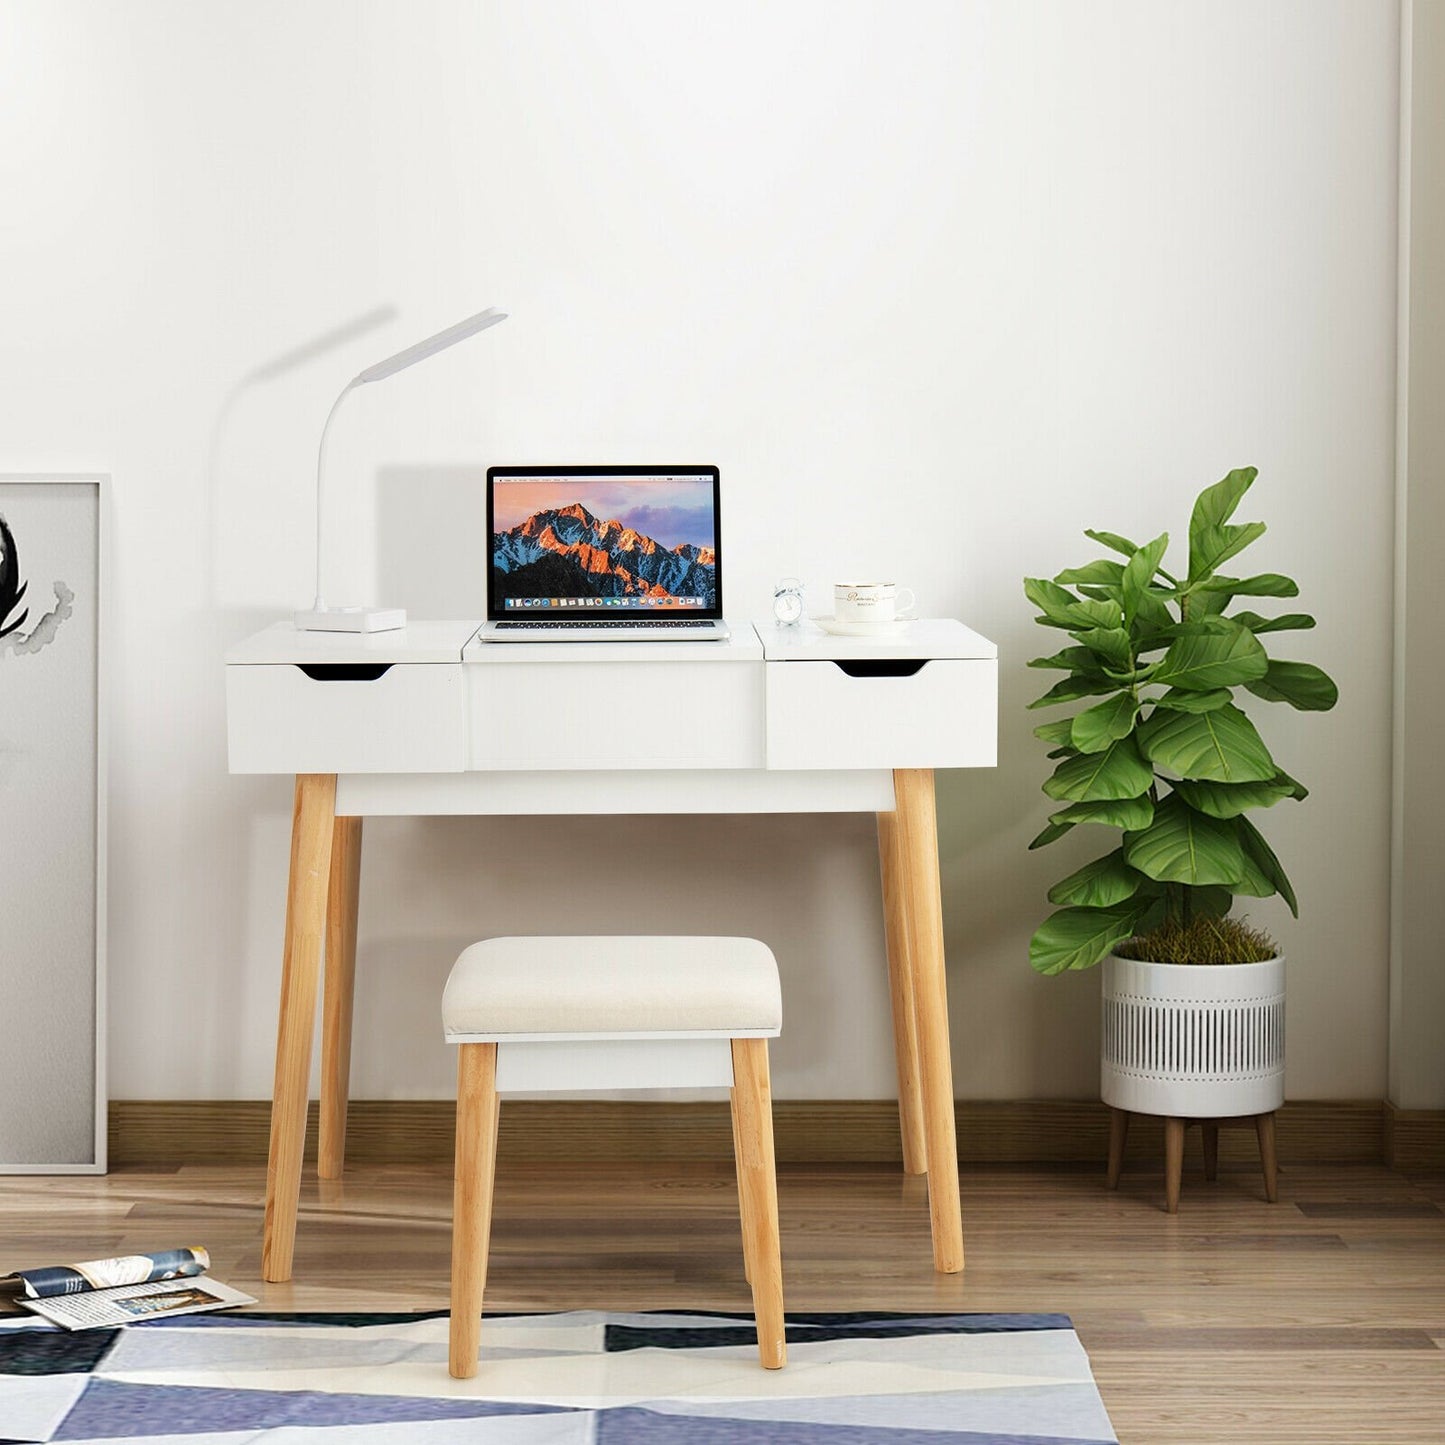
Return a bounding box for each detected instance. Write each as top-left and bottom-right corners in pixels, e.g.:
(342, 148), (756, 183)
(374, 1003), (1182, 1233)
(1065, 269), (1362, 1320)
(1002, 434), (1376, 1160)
(831, 659), (929, 679)
(296, 663), (394, 682)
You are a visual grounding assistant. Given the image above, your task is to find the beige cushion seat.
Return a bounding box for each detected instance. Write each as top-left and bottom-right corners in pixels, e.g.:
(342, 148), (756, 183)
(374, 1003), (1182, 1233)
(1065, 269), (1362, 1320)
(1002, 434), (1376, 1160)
(442, 935), (782, 1039)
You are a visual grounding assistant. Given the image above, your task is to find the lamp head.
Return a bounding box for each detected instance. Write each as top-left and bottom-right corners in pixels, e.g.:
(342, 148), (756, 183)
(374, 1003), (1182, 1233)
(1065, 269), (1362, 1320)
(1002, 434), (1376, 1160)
(354, 306), (508, 386)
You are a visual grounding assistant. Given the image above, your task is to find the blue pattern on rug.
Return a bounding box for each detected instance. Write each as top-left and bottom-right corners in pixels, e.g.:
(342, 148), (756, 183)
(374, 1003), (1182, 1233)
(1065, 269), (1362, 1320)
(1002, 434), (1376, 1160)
(0, 1311), (1118, 1444)
(51, 1380), (577, 1439)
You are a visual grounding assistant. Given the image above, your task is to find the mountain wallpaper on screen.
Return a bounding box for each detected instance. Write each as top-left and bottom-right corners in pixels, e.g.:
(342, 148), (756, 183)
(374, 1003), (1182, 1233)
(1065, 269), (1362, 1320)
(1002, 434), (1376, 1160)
(493, 502), (716, 605)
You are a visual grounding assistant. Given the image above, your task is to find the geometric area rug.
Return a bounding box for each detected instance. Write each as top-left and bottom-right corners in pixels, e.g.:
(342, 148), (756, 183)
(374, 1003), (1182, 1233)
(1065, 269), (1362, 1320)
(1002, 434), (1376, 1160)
(0, 1309), (1119, 1444)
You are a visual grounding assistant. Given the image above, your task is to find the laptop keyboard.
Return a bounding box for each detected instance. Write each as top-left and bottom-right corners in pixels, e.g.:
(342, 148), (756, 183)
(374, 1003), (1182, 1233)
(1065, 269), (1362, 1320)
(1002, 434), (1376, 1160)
(495, 619), (716, 630)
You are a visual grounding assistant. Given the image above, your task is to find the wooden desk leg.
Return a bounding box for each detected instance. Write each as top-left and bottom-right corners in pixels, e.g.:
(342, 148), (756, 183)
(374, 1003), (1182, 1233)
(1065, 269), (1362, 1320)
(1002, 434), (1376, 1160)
(262, 773), (337, 1284)
(319, 816), (363, 1181)
(893, 768), (965, 1274)
(876, 811), (928, 1176)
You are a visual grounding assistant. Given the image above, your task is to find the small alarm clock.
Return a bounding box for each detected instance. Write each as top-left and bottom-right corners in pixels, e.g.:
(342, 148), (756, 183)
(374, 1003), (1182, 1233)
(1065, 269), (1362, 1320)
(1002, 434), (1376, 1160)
(772, 577), (805, 626)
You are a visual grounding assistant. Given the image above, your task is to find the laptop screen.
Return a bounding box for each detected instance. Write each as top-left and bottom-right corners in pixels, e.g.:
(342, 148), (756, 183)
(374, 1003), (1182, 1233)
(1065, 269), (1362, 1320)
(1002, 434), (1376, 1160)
(487, 466), (721, 620)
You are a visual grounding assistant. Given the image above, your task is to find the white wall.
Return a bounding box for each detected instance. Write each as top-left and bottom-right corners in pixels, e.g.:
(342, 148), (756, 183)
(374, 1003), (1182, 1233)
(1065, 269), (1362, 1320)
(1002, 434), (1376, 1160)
(1, 0), (1399, 1103)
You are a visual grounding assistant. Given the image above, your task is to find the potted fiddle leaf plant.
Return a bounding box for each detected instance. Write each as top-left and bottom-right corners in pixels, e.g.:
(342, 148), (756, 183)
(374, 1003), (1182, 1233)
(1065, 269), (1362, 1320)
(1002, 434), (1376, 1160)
(1022, 467), (1337, 1159)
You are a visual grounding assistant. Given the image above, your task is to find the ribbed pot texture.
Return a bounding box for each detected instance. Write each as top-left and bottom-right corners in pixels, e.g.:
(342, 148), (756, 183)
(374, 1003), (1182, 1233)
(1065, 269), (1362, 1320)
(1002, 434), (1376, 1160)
(1100, 953), (1286, 1117)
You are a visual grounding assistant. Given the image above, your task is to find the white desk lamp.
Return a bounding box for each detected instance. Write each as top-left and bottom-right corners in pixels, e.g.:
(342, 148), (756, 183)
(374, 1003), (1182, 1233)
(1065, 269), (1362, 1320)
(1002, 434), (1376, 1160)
(295, 305), (508, 632)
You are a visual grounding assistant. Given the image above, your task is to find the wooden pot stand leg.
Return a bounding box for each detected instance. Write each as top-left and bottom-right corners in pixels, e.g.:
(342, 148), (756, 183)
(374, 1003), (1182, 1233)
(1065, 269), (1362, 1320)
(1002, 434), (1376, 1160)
(1106, 1108), (1280, 1212)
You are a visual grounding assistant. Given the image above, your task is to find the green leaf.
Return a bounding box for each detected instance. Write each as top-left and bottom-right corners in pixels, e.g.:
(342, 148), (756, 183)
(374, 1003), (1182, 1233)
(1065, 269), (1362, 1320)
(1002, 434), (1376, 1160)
(1084, 528), (1143, 560)
(1188, 467), (1257, 580)
(1137, 704), (1277, 782)
(1028, 819), (1075, 850)
(1123, 795), (1247, 886)
(1024, 576), (1085, 627)
(1237, 815), (1298, 916)
(1244, 660), (1339, 712)
(1231, 844), (1277, 899)
(1029, 896), (1167, 974)
(1170, 773), (1298, 819)
(1024, 577), (1122, 631)
(1200, 572), (1300, 598)
(1151, 617), (1269, 691)
(1189, 521), (1267, 582)
(1122, 533), (1169, 627)
(1046, 746), (1078, 760)
(1033, 718), (1076, 746)
(1028, 645), (1102, 672)
(1189, 585), (1232, 619)
(1232, 610), (1316, 634)
(1133, 628), (1182, 655)
(1133, 587), (1177, 630)
(1070, 626), (1133, 672)
(1050, 796), (1156, 830)
(1047, 849), (1151, 908)
(1185, 884), (1235, 919)
(1028, 675), (1120, 709)
(1055, 560), (1125, 586)
(1070, 694), (1140, 753)
(1151, 687), (1233, 713)
(1042, 736), (1154, 802)
(1190, 466), (1257, 532)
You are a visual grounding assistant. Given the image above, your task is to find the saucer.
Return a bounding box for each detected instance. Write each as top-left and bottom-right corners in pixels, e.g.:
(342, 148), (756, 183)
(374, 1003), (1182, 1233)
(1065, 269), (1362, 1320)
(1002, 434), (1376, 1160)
(811, 614), (917, 638)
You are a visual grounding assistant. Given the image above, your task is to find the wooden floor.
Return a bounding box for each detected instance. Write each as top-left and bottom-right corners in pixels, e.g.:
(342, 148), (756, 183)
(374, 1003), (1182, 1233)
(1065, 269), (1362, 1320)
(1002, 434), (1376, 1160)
(3, 1157), (1443, 1443)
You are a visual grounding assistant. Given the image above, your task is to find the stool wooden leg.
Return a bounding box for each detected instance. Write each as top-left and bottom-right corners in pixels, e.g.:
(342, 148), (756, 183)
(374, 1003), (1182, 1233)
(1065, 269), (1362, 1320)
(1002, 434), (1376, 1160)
(1256, 1111), (1279, 1203)
(262, 773), (337, 1284)
(729, 1087), (752, 1284)
(1202, 1122), (1219, 1183)
(731, 1038), (786, 1370)
(1164, 1116), (1185, 1214)
(1106, 1107), (1129, 1189)
(319, 815), (363, 1181)
(877, 812), (928, 1177)
(450, 1043), (500, 1379)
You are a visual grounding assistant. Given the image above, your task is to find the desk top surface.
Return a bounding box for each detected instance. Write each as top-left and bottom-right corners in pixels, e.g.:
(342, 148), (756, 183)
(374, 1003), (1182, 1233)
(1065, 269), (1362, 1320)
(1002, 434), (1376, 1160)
(227, 618), (998, 666)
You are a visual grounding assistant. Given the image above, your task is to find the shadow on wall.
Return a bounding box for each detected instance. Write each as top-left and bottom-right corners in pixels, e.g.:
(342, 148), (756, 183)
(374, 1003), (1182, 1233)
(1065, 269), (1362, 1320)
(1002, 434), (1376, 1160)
(348, 811), (893, 1099)
(199, 309), (400, 1085)
(210, 307), (399, 611)
(376, 465), (490, 618)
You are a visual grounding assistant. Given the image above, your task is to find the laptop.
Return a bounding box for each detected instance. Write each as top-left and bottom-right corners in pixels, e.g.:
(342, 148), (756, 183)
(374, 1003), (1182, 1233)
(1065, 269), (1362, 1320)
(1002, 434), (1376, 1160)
(475, 465), (731, 642)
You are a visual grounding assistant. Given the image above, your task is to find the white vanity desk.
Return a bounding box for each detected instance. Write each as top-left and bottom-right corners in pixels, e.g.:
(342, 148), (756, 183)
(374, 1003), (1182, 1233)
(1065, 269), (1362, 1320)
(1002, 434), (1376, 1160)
(226, 617), (998, 1283)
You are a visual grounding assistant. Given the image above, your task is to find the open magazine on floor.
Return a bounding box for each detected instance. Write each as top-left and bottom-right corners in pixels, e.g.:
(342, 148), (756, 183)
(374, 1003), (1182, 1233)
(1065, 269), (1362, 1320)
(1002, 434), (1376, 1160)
(0, 1247), (255, 1330)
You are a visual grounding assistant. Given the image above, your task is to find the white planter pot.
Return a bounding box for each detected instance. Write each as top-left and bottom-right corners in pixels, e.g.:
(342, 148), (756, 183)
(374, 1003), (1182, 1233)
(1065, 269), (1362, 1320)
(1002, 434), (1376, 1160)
(1101, 953), (1286, 1118)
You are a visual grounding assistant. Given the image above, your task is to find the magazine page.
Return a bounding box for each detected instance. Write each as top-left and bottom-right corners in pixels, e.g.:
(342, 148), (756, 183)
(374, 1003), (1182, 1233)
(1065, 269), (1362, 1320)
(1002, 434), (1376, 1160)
(0, 1247), (210, 1301)
(21, 1276), (256, 1331)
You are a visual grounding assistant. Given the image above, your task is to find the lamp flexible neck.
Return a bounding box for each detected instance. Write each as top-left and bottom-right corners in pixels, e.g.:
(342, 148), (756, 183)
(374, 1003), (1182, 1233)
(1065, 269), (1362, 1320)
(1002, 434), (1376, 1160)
(312, 377), (362, 611)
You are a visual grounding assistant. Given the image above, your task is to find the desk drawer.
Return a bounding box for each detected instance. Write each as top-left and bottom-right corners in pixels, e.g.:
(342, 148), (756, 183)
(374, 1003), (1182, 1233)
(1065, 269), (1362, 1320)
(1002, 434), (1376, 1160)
(765, 659), (997, 770)
(227, 663), (465, 774)
(468, 660), (764, 770)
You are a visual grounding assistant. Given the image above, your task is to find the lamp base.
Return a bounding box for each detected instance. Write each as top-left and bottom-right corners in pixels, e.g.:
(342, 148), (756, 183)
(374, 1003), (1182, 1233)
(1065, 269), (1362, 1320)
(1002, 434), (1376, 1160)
(294, 605), (408, 633)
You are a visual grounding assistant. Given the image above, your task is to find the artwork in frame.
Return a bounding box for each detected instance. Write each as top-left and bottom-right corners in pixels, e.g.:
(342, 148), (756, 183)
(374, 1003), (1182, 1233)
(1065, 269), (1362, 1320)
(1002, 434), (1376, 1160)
(0, 475), (106, 1173)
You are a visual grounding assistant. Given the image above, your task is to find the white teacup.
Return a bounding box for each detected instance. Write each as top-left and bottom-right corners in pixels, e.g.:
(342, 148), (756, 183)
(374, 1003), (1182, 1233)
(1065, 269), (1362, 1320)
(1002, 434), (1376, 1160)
(834, 582), (917, 624)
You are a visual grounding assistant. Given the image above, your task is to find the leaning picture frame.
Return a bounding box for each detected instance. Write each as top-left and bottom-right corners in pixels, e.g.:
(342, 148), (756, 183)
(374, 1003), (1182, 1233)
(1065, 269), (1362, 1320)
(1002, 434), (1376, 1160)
(0, 474), (107, 1173)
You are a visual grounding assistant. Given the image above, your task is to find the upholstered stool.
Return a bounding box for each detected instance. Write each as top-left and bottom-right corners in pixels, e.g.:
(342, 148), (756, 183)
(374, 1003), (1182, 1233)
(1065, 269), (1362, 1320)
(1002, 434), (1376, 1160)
(444, 935), (786, 1377)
